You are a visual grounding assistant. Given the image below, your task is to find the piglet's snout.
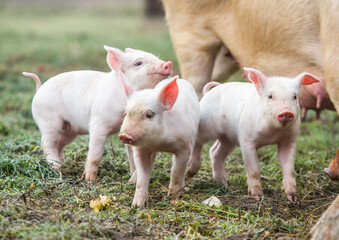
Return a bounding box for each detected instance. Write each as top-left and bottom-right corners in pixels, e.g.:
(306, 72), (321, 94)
(277, 111), (294, 123)
(118, 132), (134, 144)
(162, 61), (173, 75)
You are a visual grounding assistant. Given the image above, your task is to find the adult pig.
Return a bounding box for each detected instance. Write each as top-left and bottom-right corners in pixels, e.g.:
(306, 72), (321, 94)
(161, 0), (338, 113)
(118, 74), (200, 207)
(187, 67), (320, 201)
(299, 80), (336, 119)
(23, 46), (173, 183)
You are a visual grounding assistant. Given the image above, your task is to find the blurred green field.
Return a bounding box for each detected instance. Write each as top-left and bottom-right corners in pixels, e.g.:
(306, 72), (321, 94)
(0, 1), (338, 239)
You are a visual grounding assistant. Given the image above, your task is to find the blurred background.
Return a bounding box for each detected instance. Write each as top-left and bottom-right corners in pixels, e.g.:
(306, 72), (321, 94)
(0, 0), (179, 137)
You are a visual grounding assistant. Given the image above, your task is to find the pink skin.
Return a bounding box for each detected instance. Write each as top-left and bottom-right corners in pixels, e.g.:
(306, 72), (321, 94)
(23, 46), (173, 184)
(188, 67), (320, 202)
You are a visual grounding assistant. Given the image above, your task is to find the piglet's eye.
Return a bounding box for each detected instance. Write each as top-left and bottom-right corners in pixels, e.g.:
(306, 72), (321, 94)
(135, 61), (143, 66)
(145, 110), (155, 119)
(268, 94), (273, 99)
(293, 95), (297, 100)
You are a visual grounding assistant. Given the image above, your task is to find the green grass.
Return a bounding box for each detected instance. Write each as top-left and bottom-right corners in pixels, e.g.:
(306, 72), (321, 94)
(1, 2), (339, 239)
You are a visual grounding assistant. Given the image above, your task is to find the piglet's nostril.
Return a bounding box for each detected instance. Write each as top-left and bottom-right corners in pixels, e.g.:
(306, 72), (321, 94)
(161, 61), (173, 75)
(277, 112), (294, 123)
(118, 133), (134, 144)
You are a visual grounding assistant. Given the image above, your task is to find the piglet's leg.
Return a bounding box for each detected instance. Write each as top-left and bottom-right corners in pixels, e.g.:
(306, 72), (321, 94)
(129, 150), (156, 184)
(58, 132), (76, 161)
(278, 141), (297, 202)
(241, 145), (263, 200)
(169, 148), (191, 200)
(187, 143), (203, 178)
(132, 148), (154, 207)
(84, 129), (108, 184)
(126, 145), (136, 183)
(210, 139), (235, 185)
(41, 132), (62, 169)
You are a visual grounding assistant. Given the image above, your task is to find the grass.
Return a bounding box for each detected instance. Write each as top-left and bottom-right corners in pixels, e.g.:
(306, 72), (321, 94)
(0, 1), (338, 239)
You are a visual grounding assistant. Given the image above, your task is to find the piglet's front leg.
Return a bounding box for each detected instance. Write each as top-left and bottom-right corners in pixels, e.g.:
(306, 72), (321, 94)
(278, 141), (297, 202)
(126, 145), (137, 183)
(83, 129), (108, 184)
(169, 148), (191, 200)
(132, 148), (153, 207)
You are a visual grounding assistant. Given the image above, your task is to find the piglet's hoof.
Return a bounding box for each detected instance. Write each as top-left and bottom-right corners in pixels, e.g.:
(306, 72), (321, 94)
(84, 172), (97, 185)
(132, 191), (147, 208)
(248, 192), (262, 201)
(287, 194), (297, 202)
(128, 172), (137, 184)
(254, 195), (261, 201)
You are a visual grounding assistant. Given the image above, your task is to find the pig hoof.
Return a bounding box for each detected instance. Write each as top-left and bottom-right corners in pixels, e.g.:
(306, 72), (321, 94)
(248, 191), (262, 201)
(213, 175), (228, 185)
(168, 188), (184, 200)
(287, 194), (297, 202)
(132, 198), (146, 208)
(128, 176), (137, 184)
(132, 191), (147, 207)
(248, 186), (263, 200)
(324, 168), (339, 180)
(254, 195), (261, 201)
(87, 180), (96, 185)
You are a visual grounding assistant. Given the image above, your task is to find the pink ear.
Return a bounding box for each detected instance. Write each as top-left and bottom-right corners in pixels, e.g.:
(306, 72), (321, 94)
(243, 67), (267, 95)
(159, 77), (179, 110)
(104, 45), (124, 71)
(298, 73), (321, 85)
(118, 71), (135, 97)
(125, 48), (136, 53)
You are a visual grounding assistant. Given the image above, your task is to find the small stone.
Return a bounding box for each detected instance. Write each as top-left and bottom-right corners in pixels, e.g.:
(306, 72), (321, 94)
(202, 196), (222, 207)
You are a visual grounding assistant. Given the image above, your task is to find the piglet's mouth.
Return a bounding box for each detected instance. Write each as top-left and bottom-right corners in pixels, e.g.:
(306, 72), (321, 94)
(118, 133), (135, 145)
(149, 71), (172, 77)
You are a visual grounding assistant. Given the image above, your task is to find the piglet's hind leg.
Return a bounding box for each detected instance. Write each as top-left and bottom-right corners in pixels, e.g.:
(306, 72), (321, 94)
(210, 138), (235, 185)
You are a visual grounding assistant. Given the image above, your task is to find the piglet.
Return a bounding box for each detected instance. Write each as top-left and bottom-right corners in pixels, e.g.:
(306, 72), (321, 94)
(23, 46), (173, 183)
(118, 74), (200, 207)
(187, 67), (320, 201)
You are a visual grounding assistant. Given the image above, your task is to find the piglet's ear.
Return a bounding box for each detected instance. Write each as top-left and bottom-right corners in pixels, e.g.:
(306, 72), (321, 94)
(159, 76), (179, 110)
(296, 72), (321, 86)
(104, 45), (124, 71)
(118, 71), (135, 97)
(243, 67), (267, 95)
(125, 48), (136, 53)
